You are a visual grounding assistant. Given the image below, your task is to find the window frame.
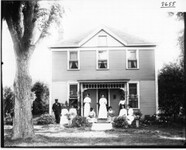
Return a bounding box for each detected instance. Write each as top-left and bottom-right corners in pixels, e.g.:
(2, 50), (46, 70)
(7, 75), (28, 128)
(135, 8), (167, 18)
(127, 81), (140, 109)
(126, 49), (139, 69)
(67, 50), (80, 70)
(96, 49), (109, 70)
(67, 82), (79, 108)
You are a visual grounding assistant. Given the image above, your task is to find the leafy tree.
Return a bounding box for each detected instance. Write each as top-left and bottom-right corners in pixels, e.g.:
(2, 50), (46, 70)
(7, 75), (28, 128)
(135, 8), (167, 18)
(2, 1), (64, 139)
(158, 62), (184, 119)
(31, 82), (49, 115)
(3, 87), (15, 118)
(31, 81), (49, 103)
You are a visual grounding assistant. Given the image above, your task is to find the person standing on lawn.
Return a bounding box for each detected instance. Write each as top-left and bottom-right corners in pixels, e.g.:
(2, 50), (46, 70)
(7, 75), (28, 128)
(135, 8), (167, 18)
(52, 99), (62, 124)
(83, 93), (91, 117)
(98, 94), (107, 119)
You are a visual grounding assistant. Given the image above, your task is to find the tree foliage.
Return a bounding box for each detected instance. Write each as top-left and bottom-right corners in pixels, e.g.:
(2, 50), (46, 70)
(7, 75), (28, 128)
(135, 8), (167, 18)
(158, 62), (184, 117)
(31, 82), (49, 115)
(3, 87), (15, 117)
(2, 1), (64, 139)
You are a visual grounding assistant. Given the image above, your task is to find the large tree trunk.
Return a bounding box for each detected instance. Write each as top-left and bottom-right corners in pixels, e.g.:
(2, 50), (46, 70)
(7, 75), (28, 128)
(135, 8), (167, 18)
(12, 45), (35, 139)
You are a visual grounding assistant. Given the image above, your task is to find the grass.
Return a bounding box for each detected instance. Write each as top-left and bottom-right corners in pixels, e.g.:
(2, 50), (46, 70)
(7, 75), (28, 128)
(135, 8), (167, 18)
(3, 123), (186, 147)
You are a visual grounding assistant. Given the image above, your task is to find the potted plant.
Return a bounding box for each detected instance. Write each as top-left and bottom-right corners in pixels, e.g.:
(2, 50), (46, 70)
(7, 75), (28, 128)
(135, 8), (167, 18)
(134, 110), (142, 128)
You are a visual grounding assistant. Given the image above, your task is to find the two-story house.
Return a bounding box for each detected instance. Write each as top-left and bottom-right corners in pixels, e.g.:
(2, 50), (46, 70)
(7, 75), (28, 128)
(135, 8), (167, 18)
(50, 26), (158, 117)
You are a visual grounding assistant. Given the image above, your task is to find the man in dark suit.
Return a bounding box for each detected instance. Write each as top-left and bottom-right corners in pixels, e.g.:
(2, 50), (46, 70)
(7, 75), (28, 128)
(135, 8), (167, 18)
(52, 99), (62, 124)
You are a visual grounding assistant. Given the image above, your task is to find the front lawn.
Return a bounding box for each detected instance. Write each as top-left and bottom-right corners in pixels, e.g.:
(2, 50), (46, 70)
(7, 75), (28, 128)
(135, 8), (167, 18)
(3, 124), (185, 147)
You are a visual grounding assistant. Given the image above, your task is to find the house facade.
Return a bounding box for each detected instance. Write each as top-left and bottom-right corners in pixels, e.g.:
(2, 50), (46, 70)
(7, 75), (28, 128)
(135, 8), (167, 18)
(50, 27), (158, 117)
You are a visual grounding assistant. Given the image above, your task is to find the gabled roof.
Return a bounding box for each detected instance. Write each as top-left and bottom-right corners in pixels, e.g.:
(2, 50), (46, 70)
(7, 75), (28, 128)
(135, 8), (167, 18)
(51, 26), (156, 48)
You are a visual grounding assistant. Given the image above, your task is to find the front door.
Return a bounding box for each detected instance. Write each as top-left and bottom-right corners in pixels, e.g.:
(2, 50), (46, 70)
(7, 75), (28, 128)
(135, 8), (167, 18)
(98, 89), (108, 113)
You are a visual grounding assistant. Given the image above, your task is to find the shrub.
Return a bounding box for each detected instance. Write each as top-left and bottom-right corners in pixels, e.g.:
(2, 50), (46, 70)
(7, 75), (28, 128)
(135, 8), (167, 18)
(113, 116), (128, 128)
(134, 110), (142, 120)
(36, 114), (55, 125)
(71, 116), (89, 127)
(4, 114), (13, 125)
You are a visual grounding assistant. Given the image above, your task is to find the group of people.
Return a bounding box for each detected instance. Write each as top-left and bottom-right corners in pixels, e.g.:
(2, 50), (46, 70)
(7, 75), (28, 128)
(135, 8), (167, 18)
(52, 99), (77, 125)
(52, 94), (135, 126)
(83, 94), (135, 125)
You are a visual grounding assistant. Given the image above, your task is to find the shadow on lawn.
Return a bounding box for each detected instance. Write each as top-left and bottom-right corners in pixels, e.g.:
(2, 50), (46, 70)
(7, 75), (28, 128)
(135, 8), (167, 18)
(3, 124), (186, 147)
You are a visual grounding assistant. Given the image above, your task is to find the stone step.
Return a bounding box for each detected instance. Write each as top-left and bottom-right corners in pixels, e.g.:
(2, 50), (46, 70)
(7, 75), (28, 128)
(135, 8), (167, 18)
(91, 122), (113, 131)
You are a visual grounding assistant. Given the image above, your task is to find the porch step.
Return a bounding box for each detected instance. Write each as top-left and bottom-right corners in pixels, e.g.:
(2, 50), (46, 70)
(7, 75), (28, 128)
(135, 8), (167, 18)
(91, 122), (113, 131)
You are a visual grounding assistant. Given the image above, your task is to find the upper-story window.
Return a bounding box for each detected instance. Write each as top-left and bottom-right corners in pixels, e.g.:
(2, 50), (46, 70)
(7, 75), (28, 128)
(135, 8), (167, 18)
(97, 50), (109, 69)
(98, 35), (107, 47)
(68, 51), (79, 70)
(127, 49), (139, 69)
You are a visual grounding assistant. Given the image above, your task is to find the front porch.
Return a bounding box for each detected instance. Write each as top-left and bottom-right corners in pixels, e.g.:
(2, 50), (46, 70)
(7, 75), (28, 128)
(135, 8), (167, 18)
(78, 79), (129, 116)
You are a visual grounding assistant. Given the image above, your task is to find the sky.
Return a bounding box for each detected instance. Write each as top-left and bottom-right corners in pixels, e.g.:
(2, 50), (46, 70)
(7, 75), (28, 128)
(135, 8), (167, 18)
(2, 0), (184, 87)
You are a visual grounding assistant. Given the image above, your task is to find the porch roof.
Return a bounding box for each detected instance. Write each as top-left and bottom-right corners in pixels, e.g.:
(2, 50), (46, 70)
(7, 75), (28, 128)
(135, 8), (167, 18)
(78, 79), (130, 83)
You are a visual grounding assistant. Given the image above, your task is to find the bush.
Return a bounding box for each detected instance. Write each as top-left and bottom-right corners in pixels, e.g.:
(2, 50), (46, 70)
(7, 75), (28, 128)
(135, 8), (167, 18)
(4, 114), (13, 125)
(36, 114), (55, 125)
(71, 116), (90, 127)
(113, 116), (128, 128)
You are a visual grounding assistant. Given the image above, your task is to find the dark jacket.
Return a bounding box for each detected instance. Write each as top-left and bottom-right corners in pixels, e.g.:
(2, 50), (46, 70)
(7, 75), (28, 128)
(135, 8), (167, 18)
(52, 102), (61, 114)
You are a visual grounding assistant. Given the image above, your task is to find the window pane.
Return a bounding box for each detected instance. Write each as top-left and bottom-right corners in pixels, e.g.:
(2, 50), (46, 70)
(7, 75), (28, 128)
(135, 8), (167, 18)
(70, 51), (77, 60)
(69, 61), (78, 69)
(98, 60), (107, 68)
(98, 50), (107, 60)
(128, 60), (137, 68)
(69, 84), (78, 98)
(98, 35), (107, 46)
(129, 83), (138, 108)
(128, 50), (136, 60)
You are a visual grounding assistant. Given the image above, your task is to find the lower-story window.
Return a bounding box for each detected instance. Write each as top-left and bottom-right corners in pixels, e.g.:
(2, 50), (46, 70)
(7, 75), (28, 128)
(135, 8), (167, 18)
(69, 84), (78, 108)
(128, 83), (139, 108)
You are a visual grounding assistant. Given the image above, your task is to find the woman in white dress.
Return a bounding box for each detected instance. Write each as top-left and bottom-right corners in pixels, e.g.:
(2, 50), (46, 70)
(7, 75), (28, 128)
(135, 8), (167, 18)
(126, 105), (135, 125)
(98, 95), (107, 119)
(83, 94), (91, 117)
(60, 105), (69, 125)
(119, 105), (127, 117)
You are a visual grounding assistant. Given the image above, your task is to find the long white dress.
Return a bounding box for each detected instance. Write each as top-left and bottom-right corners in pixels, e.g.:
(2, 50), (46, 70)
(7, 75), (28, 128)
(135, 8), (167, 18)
(84, 96), (91, 117)
(126, 108), (135, 125)
(98, 98), (107, 118)
(119, 108), (127, 117)
(60, 108), (69, 125)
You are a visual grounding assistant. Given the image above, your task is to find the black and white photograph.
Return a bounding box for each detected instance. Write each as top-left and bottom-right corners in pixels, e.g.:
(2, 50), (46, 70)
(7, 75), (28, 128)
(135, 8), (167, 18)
(1, 0), (186, 147)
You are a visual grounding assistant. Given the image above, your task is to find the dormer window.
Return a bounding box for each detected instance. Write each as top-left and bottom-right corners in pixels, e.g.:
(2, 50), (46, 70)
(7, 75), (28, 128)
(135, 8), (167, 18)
(68, 51), (79, 70)
(98, 35), (107, 46)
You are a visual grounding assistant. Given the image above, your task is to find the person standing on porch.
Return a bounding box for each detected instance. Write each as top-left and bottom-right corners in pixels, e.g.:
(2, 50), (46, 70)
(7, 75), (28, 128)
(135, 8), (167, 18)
(83, 94), (91, 117)
(52, 99), (62, 124)
(118, 96), (126, 110)
(98, 95), (107, 119)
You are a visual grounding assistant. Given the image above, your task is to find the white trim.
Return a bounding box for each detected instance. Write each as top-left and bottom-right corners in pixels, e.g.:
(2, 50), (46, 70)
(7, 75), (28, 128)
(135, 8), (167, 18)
(49, 49), (53, 115)
(155, 48), (159, 114)
(127, 81), (140, 109)
(108, 89), (110, 106)
(126, 49), (139, 70)
(96, 49), (109, 70)
(51, 47), (155, 52)
(79, 26), (127, 47)
(67, 81), (79, 104)
(96, 89), (98, 115)
(67, 50), (80, 70)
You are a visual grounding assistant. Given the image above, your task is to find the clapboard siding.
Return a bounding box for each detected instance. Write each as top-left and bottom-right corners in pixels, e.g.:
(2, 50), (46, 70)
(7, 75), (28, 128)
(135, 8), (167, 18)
(140, 80), (156, 115)
(52, 49), (155, 81)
